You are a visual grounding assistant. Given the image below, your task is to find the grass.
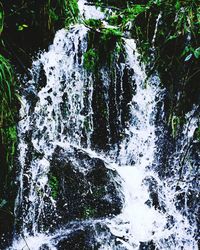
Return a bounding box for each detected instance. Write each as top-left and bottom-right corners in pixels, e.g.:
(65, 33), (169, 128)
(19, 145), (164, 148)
(0, 54), (16, 126)
(0, 54), (18, 185)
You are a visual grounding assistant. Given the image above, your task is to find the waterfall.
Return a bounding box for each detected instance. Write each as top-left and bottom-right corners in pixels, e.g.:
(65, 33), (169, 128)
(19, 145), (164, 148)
(9, 0), (198, 249)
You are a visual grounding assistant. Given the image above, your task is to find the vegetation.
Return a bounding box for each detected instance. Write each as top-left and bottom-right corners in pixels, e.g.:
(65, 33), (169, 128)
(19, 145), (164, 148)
(91, 0), (200, 136)
(83, 206), (96, 219)
(0, 4), (19, 244)
(84, 18), (103, 29)
(195, 126), (200, 142)
(0, 9), (18, 200)
(101, 27), (122, 41)
(64, 0), (79, 27)
(0, 55), (17, 126)
(49, 175), (59, 199)
(84, 48), (99, 71)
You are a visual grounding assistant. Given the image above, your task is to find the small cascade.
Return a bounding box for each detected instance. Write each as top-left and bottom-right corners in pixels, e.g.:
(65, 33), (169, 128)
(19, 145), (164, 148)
(118, 38), (158, 166)
(15, 25), (93, 235)
(152, 12), (162, 49)
(9, 0), (199, 249)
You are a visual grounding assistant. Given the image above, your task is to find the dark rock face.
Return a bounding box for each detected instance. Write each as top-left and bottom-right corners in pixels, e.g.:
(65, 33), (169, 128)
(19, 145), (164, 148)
(41, 146), (123, 230)
(143, 176), (161, 210)
(0, 141), (18, 249)
(0, 211), (14, 249)
(139, 240), (156, 250)
(36, 222), (125, 249)
(52, 222), (125, 250)
(56, 228), (98, 250)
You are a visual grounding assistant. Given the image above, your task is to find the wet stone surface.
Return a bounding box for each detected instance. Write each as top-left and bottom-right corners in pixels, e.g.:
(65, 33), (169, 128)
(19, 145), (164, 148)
(41, 146), (124, 229)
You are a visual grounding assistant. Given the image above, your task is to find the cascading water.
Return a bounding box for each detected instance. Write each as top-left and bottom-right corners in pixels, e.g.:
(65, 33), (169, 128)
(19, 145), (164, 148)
(9, 0), (198, 249)
(15, 25), (93, 234)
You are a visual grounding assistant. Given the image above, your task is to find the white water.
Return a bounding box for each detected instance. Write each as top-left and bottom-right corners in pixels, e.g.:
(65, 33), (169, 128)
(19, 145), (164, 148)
(15, 24), (93, 235)
(10, 0), (198, 249)
(152, 12), (162, 49)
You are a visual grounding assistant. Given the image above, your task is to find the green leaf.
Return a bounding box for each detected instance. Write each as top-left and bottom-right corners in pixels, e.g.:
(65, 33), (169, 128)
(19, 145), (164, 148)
(17, 24), (28, 31)
(167, 35), (178, 41)
(194, 47), (200, 59)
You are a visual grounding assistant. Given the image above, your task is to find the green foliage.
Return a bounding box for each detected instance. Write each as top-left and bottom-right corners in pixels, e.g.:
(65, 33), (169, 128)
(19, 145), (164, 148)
(49, 8), (59, 22)
(1, 126), (17, 166)
(171, 115), (180, 138)
(183, 46), (200, 62)
(49, 175), (59, 199)
(120, 0), (200, 119)
(84, 19), (103, 29)
(64, 0), (79, 27)
(83, 48), (99, 71)
(107, 14), (119, 26)
(101, 27), (122, 41)
(120, 5), (147, 28)
(45, 0), (71, 30)
(0, 55), (15, 125)
(105, 3), (147, 28)
(0, 55), (18, 170)
(17, 24), (28, 32)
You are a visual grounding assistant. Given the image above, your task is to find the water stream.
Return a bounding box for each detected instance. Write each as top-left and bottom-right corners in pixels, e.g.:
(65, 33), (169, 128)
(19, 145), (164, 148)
(9, 0), (198, 249)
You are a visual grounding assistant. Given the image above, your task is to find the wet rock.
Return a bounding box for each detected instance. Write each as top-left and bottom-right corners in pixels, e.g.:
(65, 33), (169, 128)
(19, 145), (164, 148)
(56, 228), (97, 250)
(0, 210), (14, 249)
(39, 244), (51, 250)
(42, 146), (123, 229)
(143, 176), (161, 210)
(54, 222), (125, 250)
(139, 240), (156, 250)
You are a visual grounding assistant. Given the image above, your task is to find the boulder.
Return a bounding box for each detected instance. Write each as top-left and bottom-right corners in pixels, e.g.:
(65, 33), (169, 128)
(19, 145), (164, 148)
(41, 145), (123, 230)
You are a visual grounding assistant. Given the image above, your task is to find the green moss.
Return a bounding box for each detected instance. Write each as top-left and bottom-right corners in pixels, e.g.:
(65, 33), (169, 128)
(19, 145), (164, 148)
(84, 116), (92, 133)
(101, 27), (122, 41)
(83, 206), (96, 219)
(194, 127), (200, 142)
(84, 19), (103, 29)
(108, 14), (120, 26)
(49, 175), (59, 199)
(3, 126), (17, 166)
(83, 48), (99, 71)
(93, 186), (105, 198)
(171, 115), (180, 138)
